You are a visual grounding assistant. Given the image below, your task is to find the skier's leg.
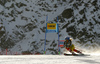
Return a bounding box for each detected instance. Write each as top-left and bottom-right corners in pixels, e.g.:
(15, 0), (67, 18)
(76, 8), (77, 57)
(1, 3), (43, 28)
(66, 48), (72, 52)
(66, 48), (70, 51)
(74, 49), (84, 55)
(74, 49), (79, 52)
(68, 45), (76, 55)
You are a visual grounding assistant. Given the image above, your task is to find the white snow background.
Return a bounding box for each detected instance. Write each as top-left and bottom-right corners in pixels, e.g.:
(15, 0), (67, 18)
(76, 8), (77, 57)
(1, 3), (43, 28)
(0, 54), (100, 64)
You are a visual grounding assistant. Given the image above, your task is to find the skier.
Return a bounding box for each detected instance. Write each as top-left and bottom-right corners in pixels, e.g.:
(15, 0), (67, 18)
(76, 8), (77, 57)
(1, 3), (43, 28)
(64, 37), (83, 55)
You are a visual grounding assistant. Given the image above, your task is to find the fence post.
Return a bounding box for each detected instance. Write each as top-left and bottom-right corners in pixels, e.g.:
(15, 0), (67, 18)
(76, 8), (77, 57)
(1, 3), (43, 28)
(6, 49), (7, 55)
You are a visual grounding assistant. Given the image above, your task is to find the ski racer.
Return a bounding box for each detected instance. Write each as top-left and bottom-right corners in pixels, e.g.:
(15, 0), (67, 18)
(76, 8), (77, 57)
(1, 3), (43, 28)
(64, 37), (83, 55)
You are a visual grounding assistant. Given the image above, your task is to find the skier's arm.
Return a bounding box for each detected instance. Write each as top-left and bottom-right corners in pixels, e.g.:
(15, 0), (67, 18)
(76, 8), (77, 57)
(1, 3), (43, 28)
(64, 41), (66, 47)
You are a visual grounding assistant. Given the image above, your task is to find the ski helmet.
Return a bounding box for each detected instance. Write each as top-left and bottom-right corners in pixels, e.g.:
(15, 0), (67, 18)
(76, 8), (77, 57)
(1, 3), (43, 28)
(65, 37), (70, 40)
(65, 37), (73, 41)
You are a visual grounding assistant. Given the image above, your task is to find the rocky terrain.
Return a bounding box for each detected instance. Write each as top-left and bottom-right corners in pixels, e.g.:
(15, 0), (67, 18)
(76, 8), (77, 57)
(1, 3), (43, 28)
(0, 0), (100, 54)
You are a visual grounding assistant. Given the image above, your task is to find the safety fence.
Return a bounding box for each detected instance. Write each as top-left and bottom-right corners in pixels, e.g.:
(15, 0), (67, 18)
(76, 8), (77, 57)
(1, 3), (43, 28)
(0, 49), (42, 55)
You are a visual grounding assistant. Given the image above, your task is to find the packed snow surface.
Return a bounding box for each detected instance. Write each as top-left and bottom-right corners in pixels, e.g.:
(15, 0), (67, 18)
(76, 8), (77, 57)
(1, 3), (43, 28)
(0, 54), (100, 64)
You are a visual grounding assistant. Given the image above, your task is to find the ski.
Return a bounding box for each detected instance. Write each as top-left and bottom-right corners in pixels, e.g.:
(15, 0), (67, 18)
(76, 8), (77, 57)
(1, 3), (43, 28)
(64, 53), (90, 56)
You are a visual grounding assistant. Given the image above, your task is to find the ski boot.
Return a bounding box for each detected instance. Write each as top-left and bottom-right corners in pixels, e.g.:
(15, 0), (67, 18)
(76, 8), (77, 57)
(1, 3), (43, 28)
(72, 52), (77, 55)
(77, 51), (84, 55)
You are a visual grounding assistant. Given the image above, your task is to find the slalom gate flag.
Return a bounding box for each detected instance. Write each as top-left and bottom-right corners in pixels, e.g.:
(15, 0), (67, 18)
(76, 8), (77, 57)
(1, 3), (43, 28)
(46, 23), (58, 33)
(59, 40), (65, 47)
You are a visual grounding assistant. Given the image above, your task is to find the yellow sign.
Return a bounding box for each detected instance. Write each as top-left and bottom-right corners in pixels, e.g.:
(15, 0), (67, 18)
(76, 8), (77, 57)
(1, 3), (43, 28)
(47, 23), (56, 30)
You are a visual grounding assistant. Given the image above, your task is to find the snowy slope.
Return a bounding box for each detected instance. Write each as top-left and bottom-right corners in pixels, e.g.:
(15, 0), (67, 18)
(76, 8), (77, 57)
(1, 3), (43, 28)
(0, 0), (100, 54)
(0, 54), (100, 64)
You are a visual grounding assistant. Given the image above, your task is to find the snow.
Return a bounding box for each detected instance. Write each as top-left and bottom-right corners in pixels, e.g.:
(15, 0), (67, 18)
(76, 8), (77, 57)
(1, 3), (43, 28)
(0, 54), (100, 64)
(0, 5), (3, 12)
(0, 0), (100, 55)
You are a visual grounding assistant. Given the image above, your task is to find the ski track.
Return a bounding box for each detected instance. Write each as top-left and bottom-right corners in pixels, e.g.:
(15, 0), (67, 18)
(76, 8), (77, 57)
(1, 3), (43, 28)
(0, 55), (100, 64)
